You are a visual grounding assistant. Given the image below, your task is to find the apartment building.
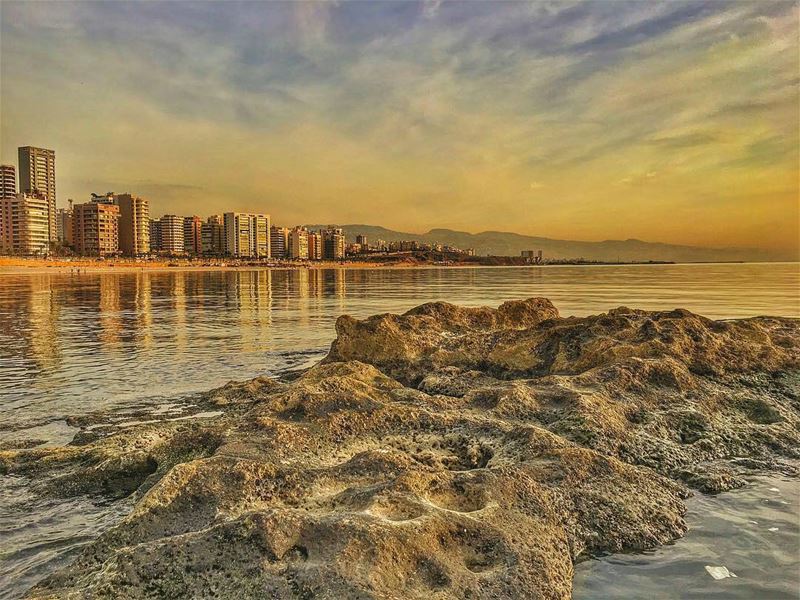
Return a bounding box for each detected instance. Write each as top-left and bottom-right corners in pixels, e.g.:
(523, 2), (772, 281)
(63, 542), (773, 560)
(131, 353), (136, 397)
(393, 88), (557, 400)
(223, 212), (270, 258)
(18, 147), (57, 241)
(183, 216), (203, 255)
(308, 231), (323, 260)
(72, 201), (119, 256)
(117, 193), (150, 256)
(270, 226), (289, 259)
(288, 226), (309, 260)
(160, 215), (185, 254)
(201, 215), (224, 255)
(0, 165), (16, 199)
(322, 226), (345, 260)
(0, 192), (51, 255)
(149, 218), (163, 252)
(56, 207), (73, 245)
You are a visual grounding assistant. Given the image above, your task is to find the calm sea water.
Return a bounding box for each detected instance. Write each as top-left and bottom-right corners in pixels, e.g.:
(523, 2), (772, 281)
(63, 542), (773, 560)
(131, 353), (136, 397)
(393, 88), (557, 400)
(0, 263), (798, 598)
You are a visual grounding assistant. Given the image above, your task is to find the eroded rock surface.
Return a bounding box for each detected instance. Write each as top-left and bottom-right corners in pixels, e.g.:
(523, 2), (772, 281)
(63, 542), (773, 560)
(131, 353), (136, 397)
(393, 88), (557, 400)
(2, 298), (798, 599)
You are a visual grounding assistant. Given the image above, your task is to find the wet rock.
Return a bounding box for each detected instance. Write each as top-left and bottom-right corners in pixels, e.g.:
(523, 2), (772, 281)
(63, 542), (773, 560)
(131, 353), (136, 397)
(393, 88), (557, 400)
(9, 298), (798, 599)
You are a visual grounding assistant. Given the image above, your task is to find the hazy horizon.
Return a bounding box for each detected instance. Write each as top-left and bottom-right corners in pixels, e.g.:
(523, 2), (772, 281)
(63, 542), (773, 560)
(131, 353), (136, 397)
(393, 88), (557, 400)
(1, 1), (798, 255)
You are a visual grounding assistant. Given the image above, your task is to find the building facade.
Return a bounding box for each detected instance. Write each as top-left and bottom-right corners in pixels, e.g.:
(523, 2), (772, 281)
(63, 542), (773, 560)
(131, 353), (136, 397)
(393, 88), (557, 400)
(270, 226), (289, 259)
(0, 165), (16, 199)
(56, 207), (73, 245)
(0, 168), (15, 252)
(18, 147), (57, 242)
(149, 219), (163, 253)
(183, 216), (203, 255)
(355, 234), (368, 248)
(72, 201), (119, 256)
(160, 215), (185, 255)
(201, 215), (224, 255)
(116, 193), (150, 256)
(0, 192), (51, 255)
(223, 212), (270, 258)
(289, 226), (309, 260)
(308, 231), (323, 260)
(322, 227), (345, 260)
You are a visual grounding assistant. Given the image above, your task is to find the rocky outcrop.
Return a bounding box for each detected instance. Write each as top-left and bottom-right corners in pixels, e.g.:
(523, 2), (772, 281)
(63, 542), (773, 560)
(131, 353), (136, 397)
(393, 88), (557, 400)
(3, 298), (798, 599)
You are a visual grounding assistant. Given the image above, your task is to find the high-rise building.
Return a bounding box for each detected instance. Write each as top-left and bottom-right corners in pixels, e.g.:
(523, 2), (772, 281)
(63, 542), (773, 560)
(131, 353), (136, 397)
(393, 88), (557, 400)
(201, 215), (224, 255)
(289, 226), (309, 260)
(160, 215), (185, 255)
(116, 193), (150, 256)
(322, 226), (345, 260)
(0, 173), (15, 251)
(56, 207), (73, 245)
(223, 212), (270, 258)
(0, 192), (50, 255)
(149, 219), (163, 253)
(0, 165), (16, 199)
(183, 216), (203, 255)
(72, 201), (119, 256)
(355, 234), (368, 248)
(270, 226), (289, 259)
(18, 147), (56, 242)
(308, 231), (323, 260)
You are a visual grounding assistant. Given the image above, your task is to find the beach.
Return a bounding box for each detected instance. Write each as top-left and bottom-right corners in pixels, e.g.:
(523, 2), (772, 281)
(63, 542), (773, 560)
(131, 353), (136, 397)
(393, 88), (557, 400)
(0, 256), (421, 275)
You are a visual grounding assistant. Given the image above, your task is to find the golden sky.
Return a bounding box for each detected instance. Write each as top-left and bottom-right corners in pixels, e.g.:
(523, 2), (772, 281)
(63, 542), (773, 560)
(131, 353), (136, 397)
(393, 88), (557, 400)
(1, 1), (798, 255)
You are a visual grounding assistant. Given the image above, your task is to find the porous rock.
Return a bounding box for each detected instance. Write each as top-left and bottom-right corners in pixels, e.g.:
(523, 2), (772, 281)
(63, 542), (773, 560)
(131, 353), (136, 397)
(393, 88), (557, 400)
(4, 298), (797, 599)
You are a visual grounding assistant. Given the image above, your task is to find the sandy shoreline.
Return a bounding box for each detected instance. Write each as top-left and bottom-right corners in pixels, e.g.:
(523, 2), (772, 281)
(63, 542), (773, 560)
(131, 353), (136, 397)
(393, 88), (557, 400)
(0, 257), (428, 275)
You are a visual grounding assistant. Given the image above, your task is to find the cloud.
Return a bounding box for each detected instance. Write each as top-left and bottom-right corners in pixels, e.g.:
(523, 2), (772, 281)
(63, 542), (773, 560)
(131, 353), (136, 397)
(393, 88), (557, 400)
(1, 0), (797, 252)
(422, 0), (442, 20)
(647, 132), (719, 148)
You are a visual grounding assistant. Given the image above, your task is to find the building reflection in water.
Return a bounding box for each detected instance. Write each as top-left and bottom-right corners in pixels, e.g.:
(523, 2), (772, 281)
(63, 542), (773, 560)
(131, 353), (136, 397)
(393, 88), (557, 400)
(25, 275), (62, 374)
(172, 272), (187, 354)
(134, 272), (153, 352)
(0, 267), (356, 394)
(98, 274), (122, 353)
(237, 270), (272, 352)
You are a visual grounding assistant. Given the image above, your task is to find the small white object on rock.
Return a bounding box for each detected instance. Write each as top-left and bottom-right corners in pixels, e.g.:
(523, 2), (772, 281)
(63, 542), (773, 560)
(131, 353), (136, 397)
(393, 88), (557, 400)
(747, 520), (759, 524)
(769, 487), (781, 493)
(768, 527), (779, 532)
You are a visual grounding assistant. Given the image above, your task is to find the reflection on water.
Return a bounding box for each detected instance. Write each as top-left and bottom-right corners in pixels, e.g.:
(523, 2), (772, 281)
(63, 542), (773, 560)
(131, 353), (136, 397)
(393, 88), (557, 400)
(0, 263), (798, 599)
(573, 474), (800, 599)
(0, 263), (798, 436)
(0, 475), (134, 600)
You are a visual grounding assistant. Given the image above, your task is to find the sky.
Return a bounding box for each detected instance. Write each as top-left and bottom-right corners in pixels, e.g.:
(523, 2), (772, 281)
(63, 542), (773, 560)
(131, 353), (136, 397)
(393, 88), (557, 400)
(1, 1), (798, 254)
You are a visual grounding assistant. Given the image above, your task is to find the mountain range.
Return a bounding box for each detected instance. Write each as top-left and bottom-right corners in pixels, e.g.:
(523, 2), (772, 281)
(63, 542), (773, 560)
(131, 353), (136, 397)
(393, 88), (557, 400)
(305, 225), (791, 263)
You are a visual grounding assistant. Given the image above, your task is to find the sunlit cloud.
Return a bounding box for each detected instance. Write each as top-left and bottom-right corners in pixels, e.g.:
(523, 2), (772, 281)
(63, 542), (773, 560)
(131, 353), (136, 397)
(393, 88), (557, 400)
(1, 0), (797, 254)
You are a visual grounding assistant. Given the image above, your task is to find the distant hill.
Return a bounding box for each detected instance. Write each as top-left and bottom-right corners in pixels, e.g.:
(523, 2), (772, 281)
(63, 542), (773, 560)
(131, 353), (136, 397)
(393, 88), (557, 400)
(304, 224), (790, 263)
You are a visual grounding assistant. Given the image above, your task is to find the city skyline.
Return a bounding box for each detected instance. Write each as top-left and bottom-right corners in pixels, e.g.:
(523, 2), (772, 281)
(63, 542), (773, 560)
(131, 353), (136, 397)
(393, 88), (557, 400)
(1, 1), (798, 255)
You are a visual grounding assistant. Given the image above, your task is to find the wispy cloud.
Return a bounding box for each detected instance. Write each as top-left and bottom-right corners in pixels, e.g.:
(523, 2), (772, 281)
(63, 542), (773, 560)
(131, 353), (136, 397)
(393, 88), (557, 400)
(1, 0), (797, 252)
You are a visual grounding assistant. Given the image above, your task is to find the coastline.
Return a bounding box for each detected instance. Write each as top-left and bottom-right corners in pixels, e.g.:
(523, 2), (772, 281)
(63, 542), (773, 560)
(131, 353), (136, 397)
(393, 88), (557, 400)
(0, 256), (424, 275)
(1, 256), (776, 276)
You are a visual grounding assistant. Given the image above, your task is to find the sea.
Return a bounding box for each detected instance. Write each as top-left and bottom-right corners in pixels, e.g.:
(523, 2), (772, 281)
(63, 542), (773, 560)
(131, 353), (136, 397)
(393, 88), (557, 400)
(0, 262), (798, 598)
